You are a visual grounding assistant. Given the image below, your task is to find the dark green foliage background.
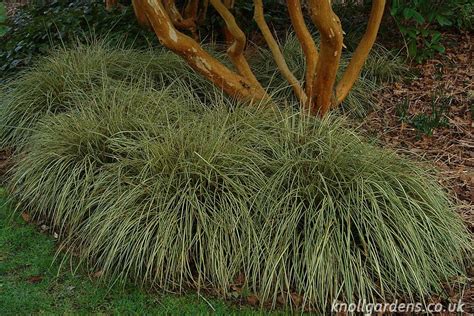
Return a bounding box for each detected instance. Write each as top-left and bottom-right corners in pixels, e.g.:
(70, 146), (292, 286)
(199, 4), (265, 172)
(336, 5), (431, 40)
(390, 0), (473, 62)
(1, 0), (472, 79)
(0, 0), (157, 78)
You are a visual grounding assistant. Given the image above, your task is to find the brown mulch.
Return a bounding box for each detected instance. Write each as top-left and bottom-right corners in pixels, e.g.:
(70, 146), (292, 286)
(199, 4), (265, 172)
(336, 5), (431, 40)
(361, 31), (473, 229)
(4, 1), (27, 17)
(360, 31), (473, 312)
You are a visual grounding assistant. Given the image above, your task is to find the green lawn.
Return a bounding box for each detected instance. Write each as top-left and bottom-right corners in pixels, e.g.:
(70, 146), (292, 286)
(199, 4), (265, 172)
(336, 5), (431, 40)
(0, 189), (262, 315)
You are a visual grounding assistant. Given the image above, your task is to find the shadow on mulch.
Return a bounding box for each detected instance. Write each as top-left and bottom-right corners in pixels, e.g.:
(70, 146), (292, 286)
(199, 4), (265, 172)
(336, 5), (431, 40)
(359, 31), (473, 313)
(361, 31), (472, 227)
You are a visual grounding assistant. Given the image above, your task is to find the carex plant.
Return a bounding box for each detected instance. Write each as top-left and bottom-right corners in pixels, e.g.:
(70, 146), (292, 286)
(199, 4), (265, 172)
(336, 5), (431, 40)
(1, 42), (471, 311)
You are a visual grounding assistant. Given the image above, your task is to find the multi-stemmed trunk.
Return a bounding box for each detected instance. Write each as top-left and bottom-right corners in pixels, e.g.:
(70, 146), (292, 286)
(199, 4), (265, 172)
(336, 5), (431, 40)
(114, 0), (386, 116)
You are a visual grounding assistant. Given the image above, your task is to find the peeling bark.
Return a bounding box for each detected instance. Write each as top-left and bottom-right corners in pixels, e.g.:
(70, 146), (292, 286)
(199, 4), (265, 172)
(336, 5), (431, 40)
(134, 0), (267, 101)
(307, 0), (343, 116)
(129, 0), (385, 117)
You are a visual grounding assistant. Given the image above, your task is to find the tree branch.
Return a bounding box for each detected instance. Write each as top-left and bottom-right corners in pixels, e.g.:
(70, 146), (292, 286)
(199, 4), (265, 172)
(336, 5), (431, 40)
(134, 0), (268, 101)
(254, 0), (308, 105)
(209, 0), (262, 89)
(132, 0), (150, 27)
(336, 0), (386, 106)
(221, 0), (236, 44)
(287, 0), (319, 109)
(307, 0), (343, 116)
(163, 0), (198, 37)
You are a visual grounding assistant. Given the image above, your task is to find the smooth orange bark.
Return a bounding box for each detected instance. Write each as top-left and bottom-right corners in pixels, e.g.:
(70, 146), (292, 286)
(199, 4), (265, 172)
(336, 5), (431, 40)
(254, 0), (307, 105)
(307, 0), (343, 116)
(134, 0), (267, 102)
(210, 0), (262, 89)
(163, 0), (198, 37)
(129, 0), (386, 117)
(336, 0), (386, 106)
(132, 0), (150, 27)
(287, 0), (319, 110)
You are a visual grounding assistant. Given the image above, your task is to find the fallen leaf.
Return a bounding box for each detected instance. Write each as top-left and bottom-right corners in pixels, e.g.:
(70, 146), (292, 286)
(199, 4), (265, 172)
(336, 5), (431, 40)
(92, 270), (104, 278)
(21, 212), (31, 222)
(277, 294), (286, 305)
(27, 275), (43, 284)
(247, 295), (259, 306)
(291, 292), (302, 306)
(233, 272), (245, 285)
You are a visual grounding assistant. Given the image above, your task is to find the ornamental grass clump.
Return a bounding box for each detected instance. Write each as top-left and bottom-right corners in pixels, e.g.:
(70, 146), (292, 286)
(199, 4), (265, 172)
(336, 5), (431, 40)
(7, 79), (471, 311)
(250, 34), (407, 116)
(0, 42), (217, 150)
(0, 40), (407, 151)
(9, 82), (270, 293)
(255, 115), (470, 308)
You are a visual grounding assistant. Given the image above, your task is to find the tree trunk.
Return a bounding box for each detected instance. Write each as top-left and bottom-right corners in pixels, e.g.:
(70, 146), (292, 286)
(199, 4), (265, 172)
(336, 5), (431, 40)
(129, 0), (385, 117)
(307, 0), (343, 115)
(105, 0), (118, 11)
(336, 0), (386, 105)
(133, 0), (268, 102)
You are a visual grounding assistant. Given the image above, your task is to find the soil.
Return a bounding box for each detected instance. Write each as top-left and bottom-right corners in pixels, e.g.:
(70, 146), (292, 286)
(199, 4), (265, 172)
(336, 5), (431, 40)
(359, 31), (473, 313)
(3, 0), (27, 17)
(360, 31), (473, 230)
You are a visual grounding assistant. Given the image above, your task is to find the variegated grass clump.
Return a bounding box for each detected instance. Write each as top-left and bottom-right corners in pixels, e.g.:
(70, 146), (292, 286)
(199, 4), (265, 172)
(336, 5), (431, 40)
(250, 34), (408, 116)
(0, 41), (217, 151)
(0, 39), (407, 152)
(7, 78), (470, 311)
